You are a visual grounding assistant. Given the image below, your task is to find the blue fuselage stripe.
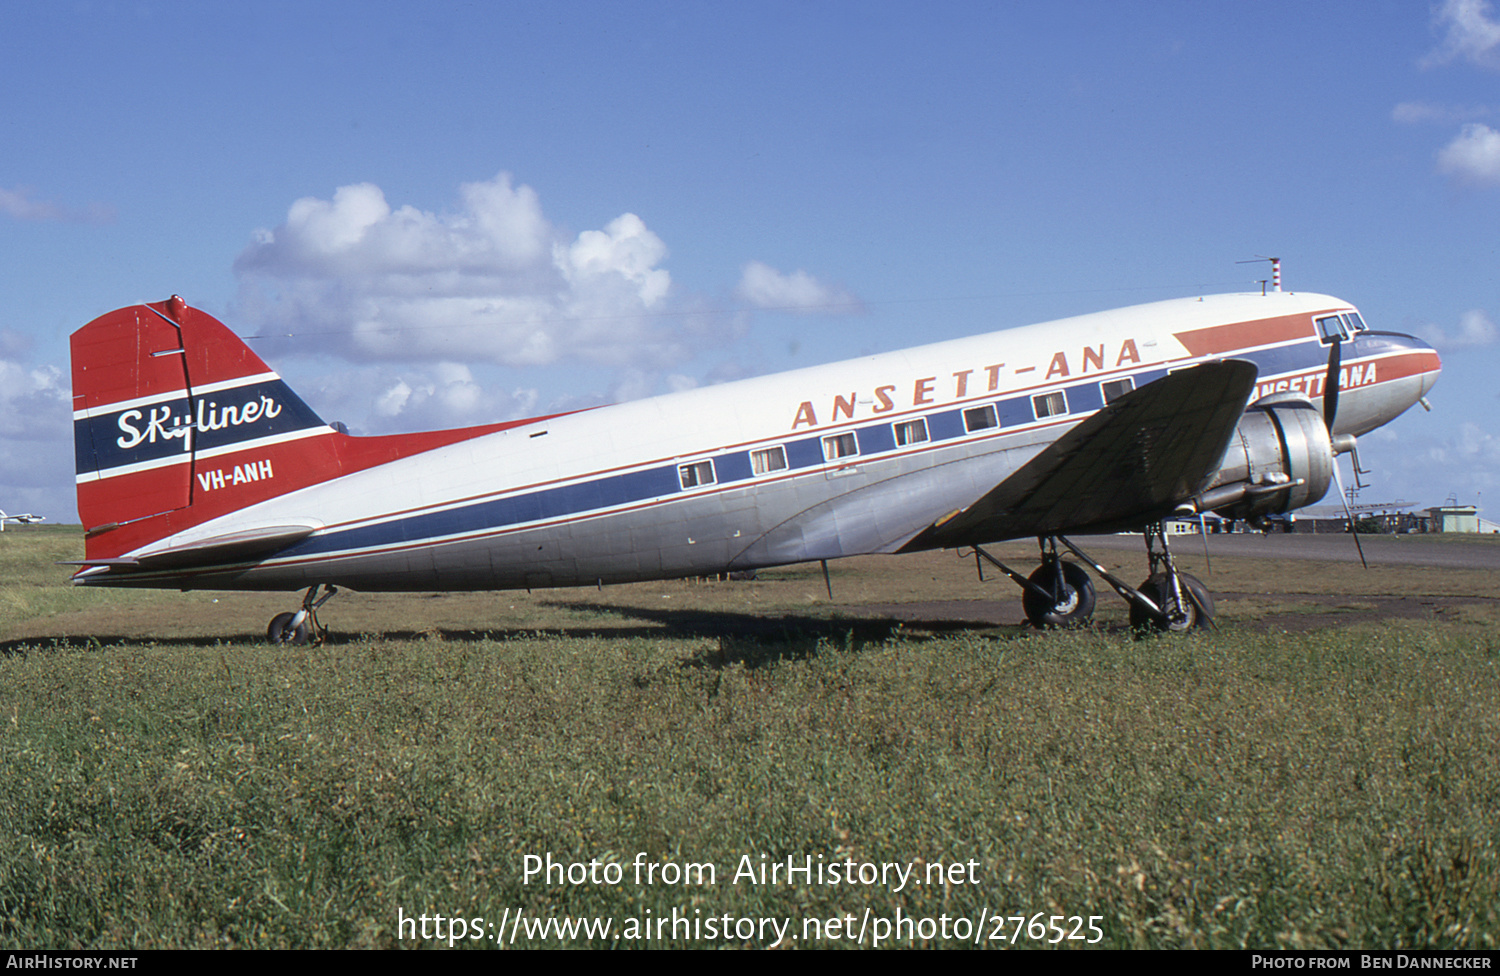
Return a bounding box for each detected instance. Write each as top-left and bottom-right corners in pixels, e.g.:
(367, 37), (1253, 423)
(272, 338), (1340, 564)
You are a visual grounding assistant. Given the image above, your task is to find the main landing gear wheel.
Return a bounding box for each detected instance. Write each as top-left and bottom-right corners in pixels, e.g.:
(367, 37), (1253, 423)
(266, 583), (338, 646)
(267, 611), (314, 645)
(1022, 560), (1096, 628)
(1130, 572), (1213, 633)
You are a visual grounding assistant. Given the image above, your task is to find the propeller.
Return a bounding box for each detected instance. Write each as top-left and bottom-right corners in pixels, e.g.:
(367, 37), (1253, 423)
(1321, 325), (1367, 568)
(1330, 459), (1368, 569)
(1323, 331), (1341, 429)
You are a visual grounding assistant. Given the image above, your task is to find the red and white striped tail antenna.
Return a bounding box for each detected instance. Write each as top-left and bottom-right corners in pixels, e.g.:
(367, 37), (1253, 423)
(1237, 255), (1282, 294)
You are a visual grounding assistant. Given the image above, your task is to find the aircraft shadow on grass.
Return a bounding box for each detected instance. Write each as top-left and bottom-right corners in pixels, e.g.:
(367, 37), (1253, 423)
(0, 601), (1018, 668)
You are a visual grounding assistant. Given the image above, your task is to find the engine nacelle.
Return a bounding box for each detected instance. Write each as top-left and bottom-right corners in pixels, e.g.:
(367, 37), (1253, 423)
(1193, 393), (1334, 522)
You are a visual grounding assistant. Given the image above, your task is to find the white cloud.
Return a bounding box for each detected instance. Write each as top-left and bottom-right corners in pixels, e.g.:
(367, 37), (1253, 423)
(0, 187), (58, 221)
(1436, 123), (1500, 184)
(734, 260), (863, 314)
(1392, 100), (1491, 124)
(1457, 422), (1500, 460)
(1423, 0), (1500, 70)
(0, 361), (67, 441)
(1419, 422), (1500, 488)
(560, 213), (670, 305)
(0, 329), (33, 359)
(1425, 308), (1498, 348)
(0, 185), (114, 224)
(363, 363), (531, 431)
(278, 359), (540, 436)
(0, 358), (73, 520)
(234, 173), (697, 370)
(1372, 414), (1500, 507)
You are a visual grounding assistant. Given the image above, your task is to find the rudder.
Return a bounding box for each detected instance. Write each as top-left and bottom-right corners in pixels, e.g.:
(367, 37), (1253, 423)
(72, 296), (545, 568)
(72, 296), (333, 551)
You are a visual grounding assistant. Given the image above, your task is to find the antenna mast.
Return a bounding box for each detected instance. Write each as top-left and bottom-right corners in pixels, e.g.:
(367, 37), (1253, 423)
(1236, 255), (1282, 294)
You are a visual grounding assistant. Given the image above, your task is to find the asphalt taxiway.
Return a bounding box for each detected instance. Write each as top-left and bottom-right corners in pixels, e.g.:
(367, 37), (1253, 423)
(1073, 531), (1500, 569)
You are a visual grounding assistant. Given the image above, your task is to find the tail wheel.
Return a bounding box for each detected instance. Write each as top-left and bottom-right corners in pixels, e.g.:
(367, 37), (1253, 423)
(1022, 560), (1096, 628)
(267, 612), (313, 645)
(1130, 573), (1214, 633)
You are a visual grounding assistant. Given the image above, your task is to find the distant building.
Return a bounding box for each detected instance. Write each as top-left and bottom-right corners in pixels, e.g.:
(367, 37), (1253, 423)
(1427, 505), (1478, 533)
(1425, 505), (1500, 534)
(1142, 504), (1498, 535)
(1287, 504), (1429, 534)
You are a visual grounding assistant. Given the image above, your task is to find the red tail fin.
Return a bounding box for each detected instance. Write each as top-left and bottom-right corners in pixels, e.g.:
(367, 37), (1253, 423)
(72, 297), (338, 554)
(73, 297), (549, 564)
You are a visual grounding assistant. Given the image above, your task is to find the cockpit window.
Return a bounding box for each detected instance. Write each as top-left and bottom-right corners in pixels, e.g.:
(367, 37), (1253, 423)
(1316, 314), (1350, 344)
(1343, 312), (1367, 333)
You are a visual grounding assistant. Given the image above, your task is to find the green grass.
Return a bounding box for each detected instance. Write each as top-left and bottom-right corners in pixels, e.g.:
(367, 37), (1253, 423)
(1, 528), (1497, 948)
(0, 526), (160, 629)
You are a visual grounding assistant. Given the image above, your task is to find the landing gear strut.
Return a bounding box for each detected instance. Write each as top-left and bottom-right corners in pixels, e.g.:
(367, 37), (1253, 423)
(1131, 573), (1213, 632)
(1021, 537), (1095, 628)
(1126, 523), (1213, 632)
(973, 521), (1214, 633)
(972, 537), (1095, 628)
(267, 583), (337, 645)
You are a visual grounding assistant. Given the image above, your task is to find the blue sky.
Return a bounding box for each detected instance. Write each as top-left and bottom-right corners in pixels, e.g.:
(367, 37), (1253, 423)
(2, 1), (1497, 523)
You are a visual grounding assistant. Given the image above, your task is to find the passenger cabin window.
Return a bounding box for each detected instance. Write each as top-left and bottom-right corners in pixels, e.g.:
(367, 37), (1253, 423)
(750, 445), (788, 475)
(821, 432), (858, 461)
(678, 460), (716, 489)
(1101, 378), (1135, 404)
(1316, 314), (1350, 344)
(893, 418), (929, 446)
(1032, 391), (1068, 419)
(963, 404), (998, 432)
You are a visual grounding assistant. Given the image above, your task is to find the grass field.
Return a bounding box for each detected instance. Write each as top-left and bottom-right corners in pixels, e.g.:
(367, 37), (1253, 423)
(2, 524), (1497, 949)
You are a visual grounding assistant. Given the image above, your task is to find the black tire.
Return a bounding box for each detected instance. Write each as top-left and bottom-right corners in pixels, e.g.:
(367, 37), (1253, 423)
(1130, 572), (1214, 633)
(1022, 560), (1096, 628)
(267, 611), (313, 645)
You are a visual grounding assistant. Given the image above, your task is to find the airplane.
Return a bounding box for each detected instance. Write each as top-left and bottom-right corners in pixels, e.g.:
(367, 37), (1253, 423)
(0, 511), (46, 530)
(67, 288), (1441, 641)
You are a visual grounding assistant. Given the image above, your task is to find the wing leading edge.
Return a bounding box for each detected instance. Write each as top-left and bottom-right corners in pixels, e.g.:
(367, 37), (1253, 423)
(901, 359), (1260, 551)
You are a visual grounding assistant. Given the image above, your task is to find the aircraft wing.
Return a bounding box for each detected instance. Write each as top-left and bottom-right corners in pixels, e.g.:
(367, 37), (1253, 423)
(902, 359), (1259, 550)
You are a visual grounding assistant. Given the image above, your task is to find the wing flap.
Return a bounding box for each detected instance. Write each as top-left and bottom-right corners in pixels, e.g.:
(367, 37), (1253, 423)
(902, 360), (1258, 550)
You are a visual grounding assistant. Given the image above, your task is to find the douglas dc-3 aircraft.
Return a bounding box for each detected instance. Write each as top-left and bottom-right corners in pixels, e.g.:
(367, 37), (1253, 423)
(69, 289), (1440, 641)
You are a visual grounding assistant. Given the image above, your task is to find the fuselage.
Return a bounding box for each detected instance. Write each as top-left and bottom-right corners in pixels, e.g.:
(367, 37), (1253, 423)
(73, 291), (1440, 592)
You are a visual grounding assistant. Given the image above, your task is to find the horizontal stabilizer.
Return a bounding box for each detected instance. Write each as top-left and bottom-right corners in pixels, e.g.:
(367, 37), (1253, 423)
(64, 522), (320, 571)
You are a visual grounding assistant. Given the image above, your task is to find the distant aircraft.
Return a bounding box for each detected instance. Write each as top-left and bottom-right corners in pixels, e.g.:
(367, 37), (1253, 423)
(68, 290), (1440, 640)
(0, 511), (45, 530)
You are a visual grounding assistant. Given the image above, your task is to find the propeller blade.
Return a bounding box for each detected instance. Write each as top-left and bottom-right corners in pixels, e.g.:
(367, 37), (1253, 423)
(1323, 334), (1342, 429)
(1198, 513), (1212, 576)
(1331, 460), (1368, 570)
